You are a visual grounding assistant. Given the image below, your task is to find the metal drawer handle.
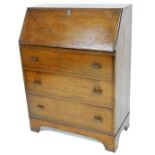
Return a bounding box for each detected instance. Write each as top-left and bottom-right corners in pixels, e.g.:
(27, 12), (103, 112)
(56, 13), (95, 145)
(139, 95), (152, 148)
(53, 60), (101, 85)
(91, 63), (102, 69)
(37, 104), (44, 110)
(94, 115), (103, 122)
(32, 80), (41, 85)
(93, 87), (102, 95)
(30, 56), (39, 62)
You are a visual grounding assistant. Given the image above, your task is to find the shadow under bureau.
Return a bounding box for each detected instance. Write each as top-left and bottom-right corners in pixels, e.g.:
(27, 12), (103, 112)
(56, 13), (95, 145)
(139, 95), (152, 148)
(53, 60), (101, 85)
(19, 5), (132, 152)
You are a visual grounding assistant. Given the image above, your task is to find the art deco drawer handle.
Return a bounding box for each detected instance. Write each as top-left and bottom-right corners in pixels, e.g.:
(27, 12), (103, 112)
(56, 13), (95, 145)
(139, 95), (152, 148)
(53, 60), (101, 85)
(93, 87), (102, 95)
(30, 56), (39, 62)
(37, 104), (44, 110)
(94, 115), (103, 122)
(32, 80), (41, 85)
(91, 63), (102, 69)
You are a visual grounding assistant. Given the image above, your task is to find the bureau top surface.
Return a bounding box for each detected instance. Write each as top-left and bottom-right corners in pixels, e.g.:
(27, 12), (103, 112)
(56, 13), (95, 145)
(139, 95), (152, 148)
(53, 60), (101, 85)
(19, 6), (129, 52)
(32, 4), (131, 8)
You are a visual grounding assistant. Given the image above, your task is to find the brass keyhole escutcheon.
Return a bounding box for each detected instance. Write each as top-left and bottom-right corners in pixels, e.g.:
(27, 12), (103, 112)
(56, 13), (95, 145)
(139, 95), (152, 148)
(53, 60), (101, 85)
(67, 9), (71, 16)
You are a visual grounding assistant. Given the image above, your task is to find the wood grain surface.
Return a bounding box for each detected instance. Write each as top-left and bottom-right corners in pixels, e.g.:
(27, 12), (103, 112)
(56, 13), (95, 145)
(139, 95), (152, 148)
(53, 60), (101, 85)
(114, 6), (132, 133)
(20, 8), (121, 52)
(20, 46), (114, 80)
(19, 5), (132, 152)
(25, 70), (114, 108)
(27, 94), (113, 134)
(30, 113), (129, 152)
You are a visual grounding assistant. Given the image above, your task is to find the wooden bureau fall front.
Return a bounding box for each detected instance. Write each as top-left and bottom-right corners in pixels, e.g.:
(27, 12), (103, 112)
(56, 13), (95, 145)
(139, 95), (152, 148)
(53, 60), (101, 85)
(19, 5), (132, 152)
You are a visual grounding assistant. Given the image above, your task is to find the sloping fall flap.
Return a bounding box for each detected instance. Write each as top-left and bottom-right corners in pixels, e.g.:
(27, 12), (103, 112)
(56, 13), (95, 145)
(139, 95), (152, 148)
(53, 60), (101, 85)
(19, 8), (122, 52)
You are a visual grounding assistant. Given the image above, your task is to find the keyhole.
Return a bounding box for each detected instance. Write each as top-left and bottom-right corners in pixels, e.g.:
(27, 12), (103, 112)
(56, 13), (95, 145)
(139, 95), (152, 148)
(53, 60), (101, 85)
(67, 10), (71, 16)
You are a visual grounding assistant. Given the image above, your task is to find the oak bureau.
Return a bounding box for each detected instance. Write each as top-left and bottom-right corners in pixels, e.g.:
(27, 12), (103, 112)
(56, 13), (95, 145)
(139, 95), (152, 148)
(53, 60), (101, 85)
(19, 4), (132, 152)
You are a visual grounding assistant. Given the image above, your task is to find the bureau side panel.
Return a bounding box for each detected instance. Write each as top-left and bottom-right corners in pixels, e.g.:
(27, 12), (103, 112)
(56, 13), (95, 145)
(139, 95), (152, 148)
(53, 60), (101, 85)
(114, 6), (132, 134)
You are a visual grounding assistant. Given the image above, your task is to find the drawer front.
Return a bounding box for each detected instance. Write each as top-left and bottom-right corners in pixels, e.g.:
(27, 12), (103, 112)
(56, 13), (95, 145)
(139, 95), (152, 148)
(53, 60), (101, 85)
(25, 70), (113, 108)
(28, 94), (113, 134)
(21, 46), (113, 80)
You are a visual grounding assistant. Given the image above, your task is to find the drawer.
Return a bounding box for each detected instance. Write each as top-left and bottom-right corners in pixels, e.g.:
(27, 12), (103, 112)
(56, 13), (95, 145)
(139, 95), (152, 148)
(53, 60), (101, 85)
(21, 46), (114, 80)
(25, 70), (114, 108)
(27, 94), (113, 134)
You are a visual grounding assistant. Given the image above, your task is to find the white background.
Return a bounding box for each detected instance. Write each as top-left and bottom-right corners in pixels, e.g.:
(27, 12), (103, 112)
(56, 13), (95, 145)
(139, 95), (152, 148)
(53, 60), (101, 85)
(0, 0), (155, 155)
